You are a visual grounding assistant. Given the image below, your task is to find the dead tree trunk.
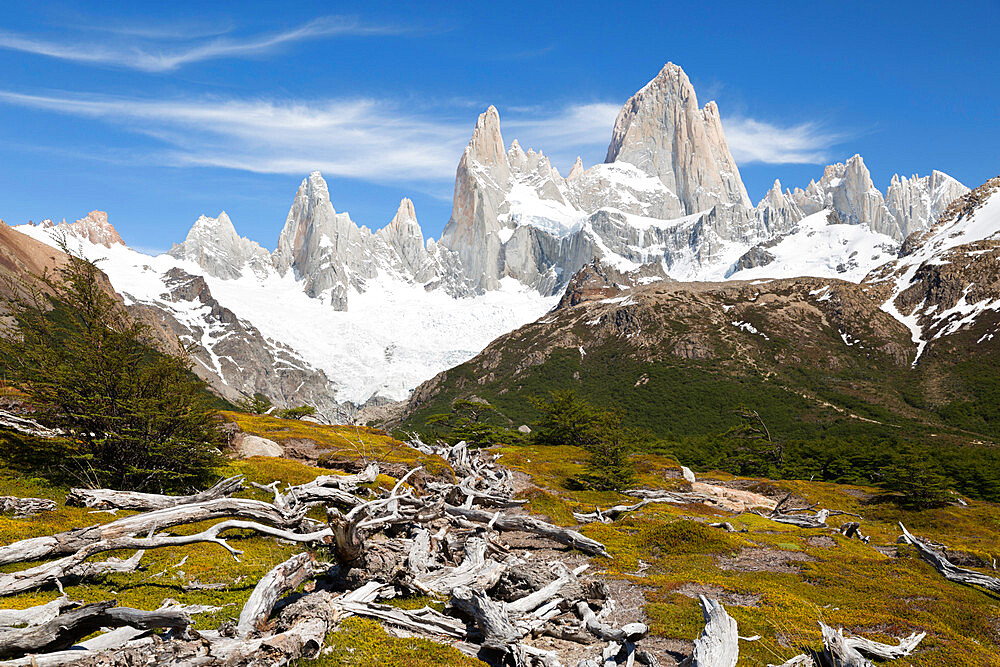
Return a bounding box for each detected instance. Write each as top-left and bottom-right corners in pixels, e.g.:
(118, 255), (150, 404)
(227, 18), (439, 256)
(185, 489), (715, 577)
(682, 596), (739, 667)
(0, 497), (57, 518)
(237, 552), (315, 637)
(65, 475), (245, 511)
(444, 505), (609, 557)
(0, 520), (332, 597)
(0, 601), (189, 659)
(899, 523), (1000, 593)
(0, 497), (305, 567)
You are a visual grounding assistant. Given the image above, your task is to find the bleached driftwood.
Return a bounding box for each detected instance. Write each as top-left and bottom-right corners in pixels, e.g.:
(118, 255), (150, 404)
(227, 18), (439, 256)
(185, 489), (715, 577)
(0, 597), (75, 629)
(0, 497), (56, 518)
(682, 596), (739, 667)
(0, 601), (189, 659)
(899, 523), (1000, 593)
(574, 601), (648, 644)
(0, 435), (668, 667)
(770, 623), (925, 667)
(0, 520), (331, 596)
(451, 585), (523, 660)
(66, 475), (244, 511)
(0, 410), (61, 438)
(0, 497), (305, 567)
(444, 505), (609, 557)
(237, 552), (316, 636)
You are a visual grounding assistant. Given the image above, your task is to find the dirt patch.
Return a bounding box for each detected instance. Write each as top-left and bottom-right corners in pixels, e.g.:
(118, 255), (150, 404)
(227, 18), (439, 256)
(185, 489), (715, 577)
(275, 437), (331, 463)
(806, 535), (837, 548)
(716, 547), (816, 574)
(674, 582), (761, 607)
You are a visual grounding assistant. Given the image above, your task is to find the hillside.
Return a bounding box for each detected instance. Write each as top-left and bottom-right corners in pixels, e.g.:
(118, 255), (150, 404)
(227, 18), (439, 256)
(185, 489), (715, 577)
(397, 178), (1000, 499)
(2, 415), (1000, 665)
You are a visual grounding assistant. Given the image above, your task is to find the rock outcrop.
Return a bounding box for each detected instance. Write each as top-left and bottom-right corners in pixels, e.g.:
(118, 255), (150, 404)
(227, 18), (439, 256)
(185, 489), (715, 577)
(128, 267), (349, 422)
(169, 212), (272, 280)
(605, 62), (752, 215)
(790, 155), (970, 241)
(40, 211), (125, 248)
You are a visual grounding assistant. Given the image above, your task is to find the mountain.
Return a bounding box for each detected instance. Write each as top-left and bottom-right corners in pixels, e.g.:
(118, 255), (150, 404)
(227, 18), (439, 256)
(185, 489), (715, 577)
(168, 211), (272, 281)
(437, 63), (968, 288)
(8, 63), (974, 421)
(398, 177), (1000, 449)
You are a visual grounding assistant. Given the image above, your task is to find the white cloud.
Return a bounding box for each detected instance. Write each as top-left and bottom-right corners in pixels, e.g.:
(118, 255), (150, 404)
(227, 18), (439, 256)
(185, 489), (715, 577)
(722, 116), (842, 164)
(504, 102), (620, 169)
(0, 16), (408, 72)
(0, 90), (628, 184)
(0, 90), (470, 182)
(0, 86), (842, 191)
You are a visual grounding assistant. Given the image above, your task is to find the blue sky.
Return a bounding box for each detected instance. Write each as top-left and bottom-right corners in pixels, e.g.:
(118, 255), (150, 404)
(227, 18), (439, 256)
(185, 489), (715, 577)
(0, 1), (996, 253)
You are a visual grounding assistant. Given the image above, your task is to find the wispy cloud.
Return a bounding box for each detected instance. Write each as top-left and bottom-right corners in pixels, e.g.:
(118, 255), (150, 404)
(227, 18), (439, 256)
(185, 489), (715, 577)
(0, 85), (842, 192)
(0, 90), (625, 184)
(0, 16), (410, 72)
(722, 116), (843, 164)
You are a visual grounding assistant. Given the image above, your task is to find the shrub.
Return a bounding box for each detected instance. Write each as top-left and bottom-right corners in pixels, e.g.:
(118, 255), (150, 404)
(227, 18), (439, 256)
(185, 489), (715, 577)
(278, 405), (316, 420)
(0, 242), (222, 492)
(531, 391), (637, 492)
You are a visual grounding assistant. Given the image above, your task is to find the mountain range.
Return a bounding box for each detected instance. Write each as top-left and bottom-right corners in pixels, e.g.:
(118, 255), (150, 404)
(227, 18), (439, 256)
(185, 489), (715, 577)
(5, 63), (985, 422)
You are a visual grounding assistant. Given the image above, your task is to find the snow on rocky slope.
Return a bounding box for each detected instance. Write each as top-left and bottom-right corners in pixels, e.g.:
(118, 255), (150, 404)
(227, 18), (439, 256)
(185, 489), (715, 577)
(15, 212), (555, 413)
(863, 177), (1000, 363)
(10, 62), (978, 417)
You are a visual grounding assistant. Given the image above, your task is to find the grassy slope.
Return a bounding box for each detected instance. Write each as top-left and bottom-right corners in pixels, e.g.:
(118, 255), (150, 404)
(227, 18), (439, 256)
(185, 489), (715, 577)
(0, 416), (471, 667)
(498, 444), (1000, 665)
(4, 417), (1000, 665)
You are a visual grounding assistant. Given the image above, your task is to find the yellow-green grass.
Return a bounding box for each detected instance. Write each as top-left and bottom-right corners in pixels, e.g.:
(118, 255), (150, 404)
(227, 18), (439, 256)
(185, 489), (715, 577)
(222, 412), (454, 479)
(0, 415), (470, 666)
(499, 443), (1000, 666)
(299, 617), (480, 667)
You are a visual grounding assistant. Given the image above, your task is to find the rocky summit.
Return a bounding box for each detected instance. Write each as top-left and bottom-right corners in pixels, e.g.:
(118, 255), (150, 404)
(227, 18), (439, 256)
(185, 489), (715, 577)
(10, 63), (981, 422)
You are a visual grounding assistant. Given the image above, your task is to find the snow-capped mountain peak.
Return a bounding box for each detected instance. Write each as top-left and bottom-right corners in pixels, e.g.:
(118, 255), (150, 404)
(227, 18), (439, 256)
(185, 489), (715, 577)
(169, 211), (272, 280)
(605, 62), (752, 214)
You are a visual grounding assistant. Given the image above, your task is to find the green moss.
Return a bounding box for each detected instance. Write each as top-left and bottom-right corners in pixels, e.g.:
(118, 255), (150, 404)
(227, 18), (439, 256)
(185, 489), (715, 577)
(224, 412), (454, 479)
(518, 487), (576, 526)
(302, 617), (482, 667)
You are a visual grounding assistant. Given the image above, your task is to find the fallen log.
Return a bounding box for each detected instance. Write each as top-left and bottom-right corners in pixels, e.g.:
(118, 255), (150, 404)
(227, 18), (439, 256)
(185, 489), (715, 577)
(769, 623), (925, 667)
(0, 601), (189, 659)
(752, 509), (829, 529)
(899, 523), (1000, 593)
(0, 497), (306, 567)
(444, 505), (609, 558)
(0, 597), (76, 629)
(0, 520), (331, 596)
(682, 596), (738, 667)
(337, 601), (466, 638)
(66, 475), (244, 511)
(237, 552), (316, 637)
(0, 497), (56, 518)
(451, 585), (524, 662)
(0, 410), (61, 438)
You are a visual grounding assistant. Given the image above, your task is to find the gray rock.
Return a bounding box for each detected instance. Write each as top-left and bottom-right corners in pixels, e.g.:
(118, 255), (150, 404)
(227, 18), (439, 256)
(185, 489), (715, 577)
(168, 212), (272, 280)
(231, 433), (283, 458)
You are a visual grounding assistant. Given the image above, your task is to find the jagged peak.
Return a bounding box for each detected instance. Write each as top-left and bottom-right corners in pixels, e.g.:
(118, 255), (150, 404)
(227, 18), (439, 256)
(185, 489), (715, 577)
(391, 197), (418, 225)
(299, 171), (332, 207)
(466, 105), (507, 167)
(567, 156), (584, 181)
(191, 211), (235, 232)
(640, 62), (694, 96)
(62, 210), (125, 247)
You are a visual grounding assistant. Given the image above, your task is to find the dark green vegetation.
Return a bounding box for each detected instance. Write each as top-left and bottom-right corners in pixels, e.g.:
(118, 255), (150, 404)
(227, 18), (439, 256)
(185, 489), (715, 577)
(400, 278), (1000, 503)
(0, 246), (223, 492)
